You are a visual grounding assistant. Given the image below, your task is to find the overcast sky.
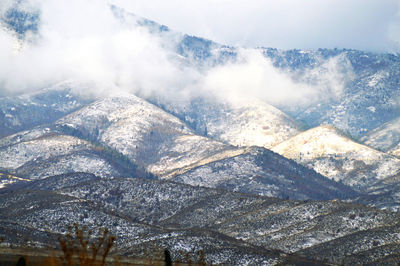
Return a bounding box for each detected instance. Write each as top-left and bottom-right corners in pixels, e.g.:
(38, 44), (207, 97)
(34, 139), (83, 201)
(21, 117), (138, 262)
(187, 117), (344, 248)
(112, 0), (400, 52)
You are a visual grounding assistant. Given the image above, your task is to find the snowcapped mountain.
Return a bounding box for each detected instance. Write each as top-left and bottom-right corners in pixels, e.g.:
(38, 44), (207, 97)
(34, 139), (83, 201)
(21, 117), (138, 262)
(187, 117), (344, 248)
(0, 128), (129, 180)
(0, 81), (93, 138)
(0, 88), (353, 201)
(55, 93), (243, 177)
(204, 99), (301, 148)
(263, 48), (400, 138)
(3, 2), (400, 264)
(272, 125), (400, 190)
(153, 96), (303, 149)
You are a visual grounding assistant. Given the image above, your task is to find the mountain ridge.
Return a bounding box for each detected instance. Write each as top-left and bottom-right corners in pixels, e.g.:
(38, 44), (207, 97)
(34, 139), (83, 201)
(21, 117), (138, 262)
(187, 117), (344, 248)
(273, 124), (400, 191)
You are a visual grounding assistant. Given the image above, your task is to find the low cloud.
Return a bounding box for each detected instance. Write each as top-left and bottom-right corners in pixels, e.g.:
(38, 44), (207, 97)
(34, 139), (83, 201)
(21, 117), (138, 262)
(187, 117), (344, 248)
(203, 49), (314, 105)
(0, 0), (196, 98)
(0, 0), (354, 109)
(203, 49), (353, 107)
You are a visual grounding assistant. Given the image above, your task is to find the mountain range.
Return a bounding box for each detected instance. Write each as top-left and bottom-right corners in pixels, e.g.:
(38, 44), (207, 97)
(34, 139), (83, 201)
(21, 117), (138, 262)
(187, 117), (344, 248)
(1, 2), (400, 265)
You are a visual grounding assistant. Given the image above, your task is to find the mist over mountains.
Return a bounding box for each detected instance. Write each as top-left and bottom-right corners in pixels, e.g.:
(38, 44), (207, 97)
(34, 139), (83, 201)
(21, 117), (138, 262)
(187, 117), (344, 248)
(2, 1), (400, 265)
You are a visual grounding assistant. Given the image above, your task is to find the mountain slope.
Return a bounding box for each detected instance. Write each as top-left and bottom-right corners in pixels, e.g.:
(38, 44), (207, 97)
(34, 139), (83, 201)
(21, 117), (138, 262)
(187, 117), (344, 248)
(56, 93), (243, 177)
(0, 81), (93, 138)
(205, 99), (303, 148)
(172, 146), (356, 200)
(0, 175), (310, 265)
(153, 96), (303, 149)
(0, 91), (355, 202)
(56, 176), (400, 264)
(361, 116), (400, 152)
(0, 129), (135, 181)
(263, 48), (400, 138)
(272, 125), (400, 190)
(1, 173), (399, 265)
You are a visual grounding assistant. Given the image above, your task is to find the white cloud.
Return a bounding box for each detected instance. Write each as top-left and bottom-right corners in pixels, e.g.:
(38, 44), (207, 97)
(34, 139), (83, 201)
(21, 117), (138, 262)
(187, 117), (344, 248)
(203, 49), (352, 106)
(0, 0), (193, 97)
(0, 0), (359, 109)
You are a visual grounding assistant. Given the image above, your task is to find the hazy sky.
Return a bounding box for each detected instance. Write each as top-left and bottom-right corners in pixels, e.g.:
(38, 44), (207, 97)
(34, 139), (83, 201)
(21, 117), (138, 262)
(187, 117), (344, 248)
(112, 0), (400, 52)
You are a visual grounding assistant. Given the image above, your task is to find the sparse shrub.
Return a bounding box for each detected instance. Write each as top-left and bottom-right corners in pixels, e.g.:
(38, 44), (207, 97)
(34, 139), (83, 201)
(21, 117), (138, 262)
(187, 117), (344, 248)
(198, 250), (206, 266)
(175, 250), (207, 265)
(58, 223), (115, 266)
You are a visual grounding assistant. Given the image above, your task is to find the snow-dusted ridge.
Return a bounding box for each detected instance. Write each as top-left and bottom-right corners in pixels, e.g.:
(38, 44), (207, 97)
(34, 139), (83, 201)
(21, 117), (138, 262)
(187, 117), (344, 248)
(361, 116), (400, 152)
(272, 125), (400, 190)
(173, 146), (356, 200)
(56, 93), (241, 177)
(1, 174), (399, 264)
(0, 129), (125, 180)
(151, 96), (303, 150)
(203, 98), (302, 149)
(0, 80), (94, 138)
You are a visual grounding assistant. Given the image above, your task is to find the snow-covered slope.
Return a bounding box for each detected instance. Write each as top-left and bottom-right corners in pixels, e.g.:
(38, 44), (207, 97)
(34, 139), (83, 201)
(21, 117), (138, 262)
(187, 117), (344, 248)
(152, 97), (302, 149)
(354, 176), (400, 212)
(173, 146), (356, 200)
(262, 49), (400, 138)
(56, 93), (241, 177)
(389, 144), (400, 158)
(0, 81), (93, 138)
(206, 99), (302, 148)
(0, 92), (356, 201)
(361, 117), (400, 152)
(272, 125), (400, 190)
(0, 130), (124, 180)
(1, 173), (399, 265)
